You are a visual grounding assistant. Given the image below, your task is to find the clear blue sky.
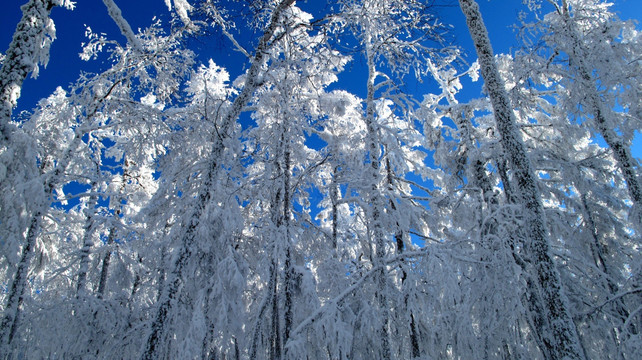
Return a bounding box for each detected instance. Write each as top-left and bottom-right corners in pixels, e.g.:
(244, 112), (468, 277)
(1, 0), (641, 159)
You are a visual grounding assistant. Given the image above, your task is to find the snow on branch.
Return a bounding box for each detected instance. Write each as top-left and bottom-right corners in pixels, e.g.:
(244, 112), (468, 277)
(575, 287), (642, 319)
(205, 4), (251, 59)
(102, 0), (144, 52)
(163, 0), (193, 26)
(286, 249), (430, 345)
(0, 0), (76, 143)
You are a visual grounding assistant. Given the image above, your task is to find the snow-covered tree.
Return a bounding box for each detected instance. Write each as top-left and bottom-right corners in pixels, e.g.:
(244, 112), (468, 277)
(140, 1), (301, 359)
(0, 13), (193, 356)
(0, 0), (74, 142)
(506, 1), (642, 355)
(1, 0), (641, 358)
(458, 0), (585, 358)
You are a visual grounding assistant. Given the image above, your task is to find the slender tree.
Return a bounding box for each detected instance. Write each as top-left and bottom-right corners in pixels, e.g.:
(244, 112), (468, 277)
(141, 2), (297, 358)
(522, 0), (642, 227)
(458, 0), (585, 358)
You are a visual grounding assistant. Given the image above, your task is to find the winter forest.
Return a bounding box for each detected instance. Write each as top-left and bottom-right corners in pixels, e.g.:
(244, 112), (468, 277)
(1, 0), (641, 358)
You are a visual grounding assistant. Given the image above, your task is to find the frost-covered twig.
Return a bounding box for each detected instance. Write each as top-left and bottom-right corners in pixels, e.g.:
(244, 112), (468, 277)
(286, 249), (429, 343)
(574, 288), (642, 319)
(207, 5), (251, 59)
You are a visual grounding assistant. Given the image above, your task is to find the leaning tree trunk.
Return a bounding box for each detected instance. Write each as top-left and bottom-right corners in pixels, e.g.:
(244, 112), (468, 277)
(0, 127), (86, 351)
(140, 2), (295, 359)
(458, 1), (585, 359)
(0, 2), (60, 349)
(557, 3), (642, 225)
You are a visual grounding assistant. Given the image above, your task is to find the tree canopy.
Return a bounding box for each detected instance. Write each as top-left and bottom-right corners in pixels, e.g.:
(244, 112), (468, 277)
(0, 0), (640, 359)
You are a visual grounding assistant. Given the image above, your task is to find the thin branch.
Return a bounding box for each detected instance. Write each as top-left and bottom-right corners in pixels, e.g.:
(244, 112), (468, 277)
(286, 249), (430, 343)
(574, 288), (642, 319)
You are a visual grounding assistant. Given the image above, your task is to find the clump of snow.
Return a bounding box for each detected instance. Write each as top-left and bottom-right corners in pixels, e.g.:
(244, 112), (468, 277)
(164, 0), (193, 25)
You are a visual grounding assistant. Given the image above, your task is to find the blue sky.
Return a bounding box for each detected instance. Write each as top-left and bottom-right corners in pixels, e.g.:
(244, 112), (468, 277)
(1, 0), (641, 159)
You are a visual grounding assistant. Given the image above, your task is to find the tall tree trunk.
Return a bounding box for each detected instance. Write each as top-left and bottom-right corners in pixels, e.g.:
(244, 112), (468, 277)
(1, 70), (121, 353)
(97, 160), (137, 299)
(76, 163), (103, 296)
(386, 156), (418, 357)
(0, 1), (59, 349)
(557, 1), (642, 224)
(76, 189), (99, 296)
(282, 135), (294, 354)
(454, 105), (522, 359)
(0, 215), (38, 351)
(364, 38), (391, 360)
(580, 193), (632, 356)
(0, 129), (85, 351)
(269, 257), (282, 360)
(497, 155), (553, 359)
(140, 3), (295, 358)
(96, 227), (116, 299)
(458, 1), (585, 359)
(331, 166), (340, 250)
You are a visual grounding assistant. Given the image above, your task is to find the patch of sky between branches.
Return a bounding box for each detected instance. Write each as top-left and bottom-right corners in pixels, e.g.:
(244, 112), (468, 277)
(632, 131), (642, 163)
(304, 131), (327, 150)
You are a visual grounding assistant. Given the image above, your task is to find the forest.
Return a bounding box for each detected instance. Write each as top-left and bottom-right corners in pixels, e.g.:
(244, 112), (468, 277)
(0, 0), (641, 359)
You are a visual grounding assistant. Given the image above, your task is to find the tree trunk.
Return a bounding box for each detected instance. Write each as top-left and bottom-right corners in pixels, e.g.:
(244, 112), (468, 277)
(458, 1), (585, 358)
(140, 3), (295, 358)
(282, 137), (294, 353)
(0, 130), (84, 351)
(365, 38), (391, 360)
(0, 214), (38, 352)
(96, 227), (116, 299)
(0, 0), (56, 143)
(331, 166), (340, 250)
(76, 175), (101, 296)
(580, 193), (632, 356)
(557, 1), (641, 225)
